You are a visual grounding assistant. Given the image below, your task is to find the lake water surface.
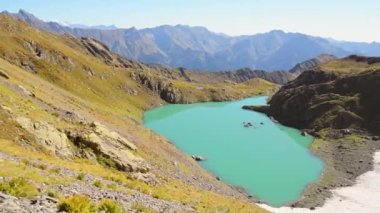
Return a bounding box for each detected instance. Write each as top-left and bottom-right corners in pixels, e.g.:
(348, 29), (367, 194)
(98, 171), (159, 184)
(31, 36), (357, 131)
(144, 97), (324, 207)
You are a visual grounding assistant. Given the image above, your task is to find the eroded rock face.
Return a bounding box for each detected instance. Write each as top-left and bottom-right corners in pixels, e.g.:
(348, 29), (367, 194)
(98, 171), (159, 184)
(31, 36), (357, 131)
(90, 122), (137, 151)
(68, 122), (149, 173)
(15, 117), (73, 158)
(248, 69), (380, 133)
(80, 37), (135, 69)
(135, 73), (183, 103)
(23, 40), (75, 72)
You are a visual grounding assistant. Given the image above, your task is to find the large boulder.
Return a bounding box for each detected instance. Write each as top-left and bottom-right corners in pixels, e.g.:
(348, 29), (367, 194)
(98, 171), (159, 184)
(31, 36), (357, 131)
(90, 122), (137, 151)
(68, 122), (148, 173)
(15, 117), (73, 158)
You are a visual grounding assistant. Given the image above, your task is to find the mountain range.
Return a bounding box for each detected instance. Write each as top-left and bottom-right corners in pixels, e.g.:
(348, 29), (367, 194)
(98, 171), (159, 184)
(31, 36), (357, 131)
(3, 9), (380, 72)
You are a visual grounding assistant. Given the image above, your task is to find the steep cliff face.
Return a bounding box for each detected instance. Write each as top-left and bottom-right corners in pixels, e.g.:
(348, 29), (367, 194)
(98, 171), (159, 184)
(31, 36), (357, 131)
(247, 59), (380, 134)
(133, 72), (183, 103)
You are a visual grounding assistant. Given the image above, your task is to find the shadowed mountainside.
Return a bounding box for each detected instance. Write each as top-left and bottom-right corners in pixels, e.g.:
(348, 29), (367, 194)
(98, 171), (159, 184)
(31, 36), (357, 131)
(245, 56), (380, 133)
(243, 55), (380, 209)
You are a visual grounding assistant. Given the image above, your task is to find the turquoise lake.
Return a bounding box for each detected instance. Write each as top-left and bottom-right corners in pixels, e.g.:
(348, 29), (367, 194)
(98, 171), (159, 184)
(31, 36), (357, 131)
(144, 97), (324, 207)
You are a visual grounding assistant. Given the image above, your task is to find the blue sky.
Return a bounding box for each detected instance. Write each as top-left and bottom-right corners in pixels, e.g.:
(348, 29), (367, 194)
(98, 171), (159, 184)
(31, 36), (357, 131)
(2, 0), (379, 42)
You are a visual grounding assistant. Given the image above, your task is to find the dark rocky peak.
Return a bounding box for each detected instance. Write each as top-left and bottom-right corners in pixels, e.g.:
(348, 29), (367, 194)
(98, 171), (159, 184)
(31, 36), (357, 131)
(345, 55), (380, 65)
(283, 70), (338, 89)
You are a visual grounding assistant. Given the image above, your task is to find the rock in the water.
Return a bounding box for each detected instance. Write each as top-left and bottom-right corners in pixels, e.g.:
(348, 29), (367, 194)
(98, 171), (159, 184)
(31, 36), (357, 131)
(301, 131), (308, 136)
(192, 155), (206, 161)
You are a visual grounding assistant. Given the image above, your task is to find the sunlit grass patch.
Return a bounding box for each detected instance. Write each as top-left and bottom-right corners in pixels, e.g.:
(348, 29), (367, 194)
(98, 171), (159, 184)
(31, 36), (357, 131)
(58, 195), (97, 213)
(0, 177), (39, 199)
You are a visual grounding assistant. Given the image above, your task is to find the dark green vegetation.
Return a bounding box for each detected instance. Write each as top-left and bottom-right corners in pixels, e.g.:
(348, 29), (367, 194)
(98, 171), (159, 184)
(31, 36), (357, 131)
(244, 56), (380, 208)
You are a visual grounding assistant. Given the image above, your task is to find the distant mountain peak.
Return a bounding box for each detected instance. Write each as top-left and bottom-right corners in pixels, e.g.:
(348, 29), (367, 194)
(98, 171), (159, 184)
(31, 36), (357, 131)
(268, 29), (286, 34)
(17, 9), (39, 20)
(2, 10), (379, 71)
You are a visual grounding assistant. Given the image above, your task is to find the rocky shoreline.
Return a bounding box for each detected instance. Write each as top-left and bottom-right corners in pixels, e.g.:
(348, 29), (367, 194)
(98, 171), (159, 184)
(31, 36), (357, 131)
(292, 133), (380, 208)
(243, 105), (380, 209)
(259, 150), (380, 212)
(241, 111), (380, 209)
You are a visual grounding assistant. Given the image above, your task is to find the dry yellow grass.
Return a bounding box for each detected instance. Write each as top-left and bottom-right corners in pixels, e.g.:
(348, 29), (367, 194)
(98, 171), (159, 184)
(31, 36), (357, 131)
(0, 14), (270, 212)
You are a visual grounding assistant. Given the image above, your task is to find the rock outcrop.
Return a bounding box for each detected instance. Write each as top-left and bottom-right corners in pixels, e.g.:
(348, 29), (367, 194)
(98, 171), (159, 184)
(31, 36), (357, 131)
(134, 72), (183, 103)
(80, 37), (136, 69)
(67, 122), (148, 173)
(245, 68), (380, 134)
(15, 117), (73, 158)
(0, 69), (9, 79)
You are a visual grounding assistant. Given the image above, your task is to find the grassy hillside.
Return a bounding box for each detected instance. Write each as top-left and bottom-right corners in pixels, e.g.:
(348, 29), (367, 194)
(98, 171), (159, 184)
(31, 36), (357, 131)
(320, 55), (380, 74)
(0, 14), (270, 212)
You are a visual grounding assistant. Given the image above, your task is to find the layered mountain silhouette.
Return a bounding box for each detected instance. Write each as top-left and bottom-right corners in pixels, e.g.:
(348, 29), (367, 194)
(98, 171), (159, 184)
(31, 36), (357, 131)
(3, 9), (380, 71)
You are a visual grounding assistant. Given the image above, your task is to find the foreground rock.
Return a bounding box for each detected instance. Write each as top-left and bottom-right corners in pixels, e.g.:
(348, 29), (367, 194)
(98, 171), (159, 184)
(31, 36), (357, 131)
(15, 117), (73, 158)
(67, 122), (148, 173)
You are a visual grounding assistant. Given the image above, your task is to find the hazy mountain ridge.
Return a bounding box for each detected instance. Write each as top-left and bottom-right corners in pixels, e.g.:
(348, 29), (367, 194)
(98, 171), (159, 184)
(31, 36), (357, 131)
(3, 9), (380, 71)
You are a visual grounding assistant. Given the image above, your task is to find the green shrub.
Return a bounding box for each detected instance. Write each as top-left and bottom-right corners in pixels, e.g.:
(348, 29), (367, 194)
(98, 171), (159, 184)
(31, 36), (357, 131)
(58, 195), (96, 213)
(93, 180), (103, 188)
(106, 176), (124, 185)
(35, 163), (47, 170)
(131, 203), (156, 213)
(0, 177), (39, 198)
(107, 183), (117, 191)
(50, 167), (61, 174)
(47, 189), (60, 198)
(76, 173), (85, 181)
(97, 155), (116, 168)
(98, 199), (126, 213)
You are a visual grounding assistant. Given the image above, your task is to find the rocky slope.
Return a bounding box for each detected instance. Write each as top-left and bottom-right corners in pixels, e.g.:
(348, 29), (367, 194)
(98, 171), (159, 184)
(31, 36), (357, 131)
(0, 14), (269, 212)
(243, 56), (380, 208)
